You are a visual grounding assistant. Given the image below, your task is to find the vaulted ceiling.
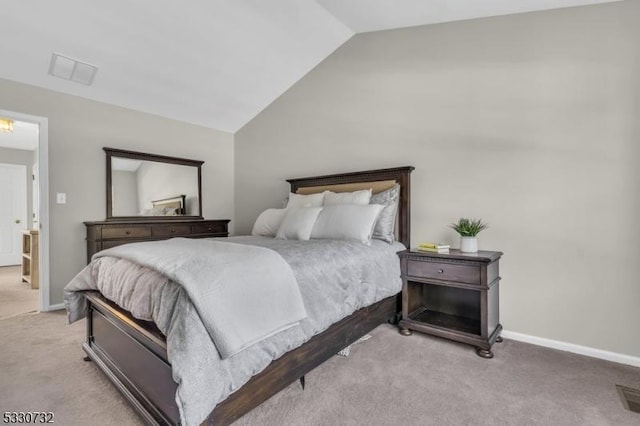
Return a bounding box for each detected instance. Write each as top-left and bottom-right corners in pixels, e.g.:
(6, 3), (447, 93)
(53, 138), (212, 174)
(1, 0), (620, 133)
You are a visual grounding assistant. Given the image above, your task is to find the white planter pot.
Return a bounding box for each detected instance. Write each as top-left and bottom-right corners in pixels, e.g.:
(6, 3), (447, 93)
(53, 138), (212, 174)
(460, 237), (478, 253)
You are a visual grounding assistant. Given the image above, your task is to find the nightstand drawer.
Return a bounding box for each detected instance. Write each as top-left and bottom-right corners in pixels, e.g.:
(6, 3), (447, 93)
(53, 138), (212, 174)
(406, 260), (481, 285)
(102, 226), (151, 239)
(152, 225), (192, 237)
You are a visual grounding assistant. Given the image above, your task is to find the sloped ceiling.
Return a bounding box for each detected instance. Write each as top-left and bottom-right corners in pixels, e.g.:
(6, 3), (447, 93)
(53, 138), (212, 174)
(316, 0), (622, 33)
(0, 0), (621, 133)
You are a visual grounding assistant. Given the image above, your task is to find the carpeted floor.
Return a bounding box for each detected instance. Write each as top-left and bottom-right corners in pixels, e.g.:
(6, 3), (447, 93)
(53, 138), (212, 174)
(1, 311), (639, 425)
(0, 265), (39, 320)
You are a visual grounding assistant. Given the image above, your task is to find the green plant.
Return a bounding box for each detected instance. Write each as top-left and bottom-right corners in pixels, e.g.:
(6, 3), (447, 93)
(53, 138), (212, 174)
(450, 218), (488, 237)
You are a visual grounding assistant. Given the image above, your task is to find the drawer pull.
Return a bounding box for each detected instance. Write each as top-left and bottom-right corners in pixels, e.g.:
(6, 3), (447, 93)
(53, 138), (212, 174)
(438, 269), (444, 274)
(207, 227), (212, 231)
(125, 231), (131, 235)
(170, 229), (176, 233)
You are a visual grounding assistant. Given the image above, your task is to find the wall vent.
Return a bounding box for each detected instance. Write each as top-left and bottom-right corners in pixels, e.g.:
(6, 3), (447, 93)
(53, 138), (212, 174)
(617, 384), (640, 414)
(48, 53), (98, 86)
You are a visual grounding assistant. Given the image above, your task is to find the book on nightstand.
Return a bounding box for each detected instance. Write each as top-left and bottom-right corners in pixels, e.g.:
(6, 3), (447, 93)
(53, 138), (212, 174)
(415, 242), (450, 254)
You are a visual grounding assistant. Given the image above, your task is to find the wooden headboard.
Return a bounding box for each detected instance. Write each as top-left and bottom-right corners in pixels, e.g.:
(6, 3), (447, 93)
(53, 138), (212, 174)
(286, 166), (414, 248)
(151, 195), (186, 215)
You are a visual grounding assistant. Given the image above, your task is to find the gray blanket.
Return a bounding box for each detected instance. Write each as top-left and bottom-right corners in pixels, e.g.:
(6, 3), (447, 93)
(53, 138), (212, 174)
(64, 236), (404, 425)
(73, 238), (306, 358)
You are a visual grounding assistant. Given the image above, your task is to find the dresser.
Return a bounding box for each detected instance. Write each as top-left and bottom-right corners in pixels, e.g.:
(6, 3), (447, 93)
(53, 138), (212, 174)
(84, 219), (230, 263)
(398, 249), (503, 358)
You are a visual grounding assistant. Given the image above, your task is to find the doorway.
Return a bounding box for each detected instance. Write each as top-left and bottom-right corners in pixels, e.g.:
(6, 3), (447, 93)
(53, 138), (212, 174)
(0, 110), (50, 316)
(0, 163), (27, 266)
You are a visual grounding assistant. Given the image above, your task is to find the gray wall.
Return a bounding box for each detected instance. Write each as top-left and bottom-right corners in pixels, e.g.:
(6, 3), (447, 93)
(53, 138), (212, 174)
(0, 146), (35, 228)
(236, 1), (640, 357)
(111, 170), (138, 216)
(0, 78), (234, 305)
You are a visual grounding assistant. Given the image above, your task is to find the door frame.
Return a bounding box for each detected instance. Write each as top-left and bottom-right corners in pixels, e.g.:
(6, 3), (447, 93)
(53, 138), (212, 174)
(0, 109), (51, 311)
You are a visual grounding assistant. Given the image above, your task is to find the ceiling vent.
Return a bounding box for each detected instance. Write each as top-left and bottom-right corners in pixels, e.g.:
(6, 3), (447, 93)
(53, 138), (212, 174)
(48, 53), (98, 85)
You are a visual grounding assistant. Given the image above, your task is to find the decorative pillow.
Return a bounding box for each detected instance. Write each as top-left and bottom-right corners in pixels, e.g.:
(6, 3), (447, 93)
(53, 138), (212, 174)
(370, 184), (400, 244)
(251, 208), (287, 237)
(323, 189), (372, 206)
(275, 207), (323, 241)
(310, 204), (384, 245)
(285, 192), (324, 209)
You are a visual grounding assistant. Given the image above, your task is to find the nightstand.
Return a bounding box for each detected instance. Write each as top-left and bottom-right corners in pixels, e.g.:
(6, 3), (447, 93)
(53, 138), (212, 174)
(398, 249), (503, 358)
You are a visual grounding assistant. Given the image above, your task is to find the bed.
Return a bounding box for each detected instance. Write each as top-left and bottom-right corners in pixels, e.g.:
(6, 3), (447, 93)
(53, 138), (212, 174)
(150, 195), (186, 215)
(68, 166), (414, 425)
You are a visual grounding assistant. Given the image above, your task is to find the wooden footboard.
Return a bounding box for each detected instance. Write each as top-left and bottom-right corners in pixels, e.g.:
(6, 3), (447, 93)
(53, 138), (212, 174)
(84, 292), (179, 424)
(83, 291), (400, 426)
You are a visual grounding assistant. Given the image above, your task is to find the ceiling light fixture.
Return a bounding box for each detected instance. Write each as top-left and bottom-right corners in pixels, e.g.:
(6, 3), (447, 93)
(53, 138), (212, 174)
(0, 118), (14, 133)
(48, 53), (98, 86)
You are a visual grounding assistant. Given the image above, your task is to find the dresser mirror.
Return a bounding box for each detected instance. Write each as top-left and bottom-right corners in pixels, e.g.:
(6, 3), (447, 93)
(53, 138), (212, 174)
(105, 147), (203, 220)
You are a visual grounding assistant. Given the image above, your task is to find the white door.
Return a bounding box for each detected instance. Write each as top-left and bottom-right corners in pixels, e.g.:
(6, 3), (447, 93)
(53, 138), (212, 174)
(0, 163), (27, 266)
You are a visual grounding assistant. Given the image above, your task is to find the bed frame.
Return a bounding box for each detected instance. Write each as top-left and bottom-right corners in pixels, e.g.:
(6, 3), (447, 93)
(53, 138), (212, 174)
(81, 166), (414, 425)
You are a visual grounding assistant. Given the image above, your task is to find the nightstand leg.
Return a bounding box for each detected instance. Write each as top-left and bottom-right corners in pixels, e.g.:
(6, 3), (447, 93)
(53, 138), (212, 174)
(495, 336), (503, 343)
(475, 348), (494, 359)
(399, 327), (412, 336)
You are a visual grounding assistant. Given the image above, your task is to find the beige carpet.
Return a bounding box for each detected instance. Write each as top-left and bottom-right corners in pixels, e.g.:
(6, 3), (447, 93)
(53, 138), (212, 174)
(0, 265), (39, 319)
(1, 311), (639, 426)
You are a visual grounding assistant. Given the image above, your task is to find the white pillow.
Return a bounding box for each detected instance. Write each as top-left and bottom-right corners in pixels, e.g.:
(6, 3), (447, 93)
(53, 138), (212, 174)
(323, 189), (372, 206)
(285, 192), (324, 209)
(251, 208), (287, 237)
(311, 204), (384, 245)
(275, 207), (323, 240)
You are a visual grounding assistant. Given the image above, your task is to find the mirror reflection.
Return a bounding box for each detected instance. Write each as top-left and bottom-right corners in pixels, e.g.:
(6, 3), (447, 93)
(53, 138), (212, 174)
(111, 157), (200, 217)
(105, 147), (203, 220)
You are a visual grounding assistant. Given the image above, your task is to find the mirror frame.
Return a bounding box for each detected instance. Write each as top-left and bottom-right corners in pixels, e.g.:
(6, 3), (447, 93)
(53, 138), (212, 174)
(105, 147), (204, 221)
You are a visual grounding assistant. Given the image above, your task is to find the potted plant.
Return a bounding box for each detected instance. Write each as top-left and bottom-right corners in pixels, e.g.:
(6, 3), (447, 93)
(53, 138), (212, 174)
(450, 218), (488, 253)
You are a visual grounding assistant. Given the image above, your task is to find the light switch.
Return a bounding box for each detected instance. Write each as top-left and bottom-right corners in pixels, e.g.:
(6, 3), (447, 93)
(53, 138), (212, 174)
(56, 193), (66, 204)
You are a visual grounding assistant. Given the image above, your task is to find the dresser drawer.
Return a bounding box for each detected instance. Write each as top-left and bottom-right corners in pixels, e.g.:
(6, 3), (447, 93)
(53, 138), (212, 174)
(101, 226), (151, 239)
(192, 222), (227, 235)
(152, 224), (192, 237)
(406, 260), (481, 285)
(86, 219), (232, 263)
(101, 240), (129, 251)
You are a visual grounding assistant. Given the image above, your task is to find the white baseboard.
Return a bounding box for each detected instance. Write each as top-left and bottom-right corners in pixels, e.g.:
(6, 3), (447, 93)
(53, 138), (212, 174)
(501, 330), (640, 368)
(43, 303), (65, 312)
